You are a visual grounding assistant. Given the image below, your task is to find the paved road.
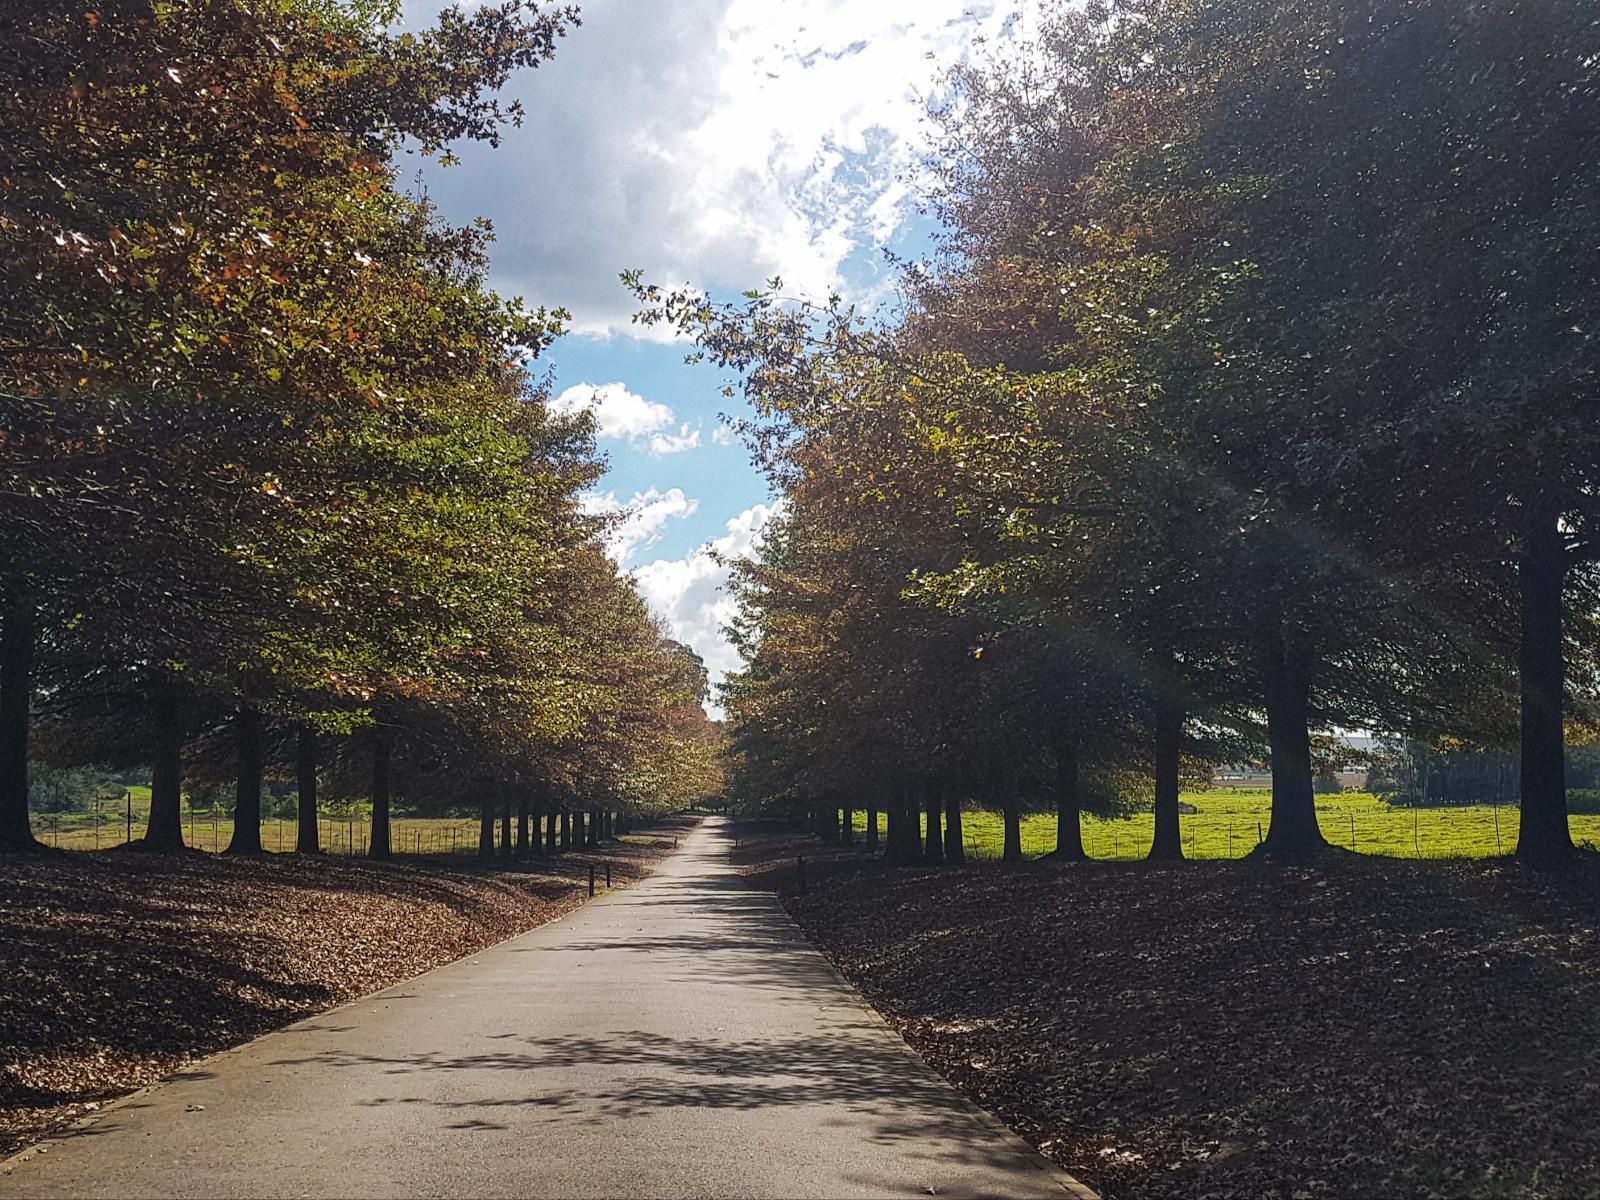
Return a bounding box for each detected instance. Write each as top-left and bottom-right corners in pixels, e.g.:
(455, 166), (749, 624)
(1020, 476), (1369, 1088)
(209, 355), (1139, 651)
(2, 818), (1084, 1199)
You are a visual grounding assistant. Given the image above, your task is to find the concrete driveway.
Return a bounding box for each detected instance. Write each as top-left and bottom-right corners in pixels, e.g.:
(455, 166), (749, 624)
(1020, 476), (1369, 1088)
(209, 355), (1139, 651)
(1, 817), (1087, 1199)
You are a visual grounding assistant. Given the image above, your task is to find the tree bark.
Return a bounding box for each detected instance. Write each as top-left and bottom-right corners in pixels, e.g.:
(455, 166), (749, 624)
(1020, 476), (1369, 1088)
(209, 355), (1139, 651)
(944, 787), (964, 861)
(1050, 729), (1085, 861)
(885, 786), (921, 863)
(296, 724), (320, 854)
(1260, 624), (1325, 857)
(478, 791), (495, 859)
(1149, 697), (1184, 861)
(841, 804), (854, 845)
(143, 682), (186, 851)
(0, 595), (38, 851)
(366, 725), (392, 859)
(1517, 498), (1572, 861)
(865, 802), (879, 849)
(516, 790), (529, 858)
(1002, 799), (1023, 863)
(226, 704), (264, 854)
(924, 779), (943, 863)
(559, 809), (571, 850)
(499, 785), (512, 858)
(545, 808), (558, 853)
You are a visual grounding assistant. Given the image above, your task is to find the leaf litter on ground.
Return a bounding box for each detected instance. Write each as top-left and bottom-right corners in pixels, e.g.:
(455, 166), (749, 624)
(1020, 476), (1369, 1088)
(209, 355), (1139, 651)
(734, 820), (1600, 1200)
(0, 827), (680, 1158)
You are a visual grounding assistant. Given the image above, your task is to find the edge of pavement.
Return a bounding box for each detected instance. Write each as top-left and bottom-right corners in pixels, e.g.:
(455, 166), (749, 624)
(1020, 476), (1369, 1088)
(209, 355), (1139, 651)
(0, 818), (698, 1177)
(724, 826), (1101, 1200)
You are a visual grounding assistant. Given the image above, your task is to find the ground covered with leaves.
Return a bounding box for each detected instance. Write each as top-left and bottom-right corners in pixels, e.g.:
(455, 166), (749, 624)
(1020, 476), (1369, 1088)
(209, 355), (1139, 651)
(736, 823), (1600, 1200)
(0, 828), (680, 1158)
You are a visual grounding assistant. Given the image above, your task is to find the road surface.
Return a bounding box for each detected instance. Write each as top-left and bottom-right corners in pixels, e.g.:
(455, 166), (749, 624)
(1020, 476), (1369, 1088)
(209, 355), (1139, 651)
(2, 817), (1086, 1199)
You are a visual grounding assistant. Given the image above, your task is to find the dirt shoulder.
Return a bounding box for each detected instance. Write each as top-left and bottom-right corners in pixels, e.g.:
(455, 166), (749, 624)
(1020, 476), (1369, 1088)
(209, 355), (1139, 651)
(735, 818), (1600, 1200)
(0, 818), (689, 1158)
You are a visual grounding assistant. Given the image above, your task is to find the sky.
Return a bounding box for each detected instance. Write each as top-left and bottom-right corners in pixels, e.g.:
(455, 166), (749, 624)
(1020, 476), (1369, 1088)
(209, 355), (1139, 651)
(400, 0), (1036, 710)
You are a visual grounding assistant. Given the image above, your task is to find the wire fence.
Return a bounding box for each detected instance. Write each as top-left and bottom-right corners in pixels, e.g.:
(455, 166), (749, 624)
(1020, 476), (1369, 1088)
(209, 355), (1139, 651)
(30, 802), (497, 857)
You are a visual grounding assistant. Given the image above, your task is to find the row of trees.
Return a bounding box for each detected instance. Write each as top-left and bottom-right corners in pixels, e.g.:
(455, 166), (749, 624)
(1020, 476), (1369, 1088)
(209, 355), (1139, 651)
(1, 0), (722, 858)
(643, 0), (1600, 862)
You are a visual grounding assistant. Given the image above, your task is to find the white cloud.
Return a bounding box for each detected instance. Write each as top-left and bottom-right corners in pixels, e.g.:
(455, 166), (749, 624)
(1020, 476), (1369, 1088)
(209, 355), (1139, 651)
(647, 424), (702, 456)
(551, 381), (670, 440)
(551, 382), (700, 456)
(632, 500), (782, 710)
(711, 425), (737, 447)
(584, 487), (700, 564)
(409, 0), (1030, 335)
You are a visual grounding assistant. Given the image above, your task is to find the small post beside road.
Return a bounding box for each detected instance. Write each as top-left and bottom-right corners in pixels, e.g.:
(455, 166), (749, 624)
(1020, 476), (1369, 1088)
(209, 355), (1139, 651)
(588, 864), (595, 897)
(1350, 812), (1356, 852)
(797, 854), (807, 895)
(605, 863), (611, 889)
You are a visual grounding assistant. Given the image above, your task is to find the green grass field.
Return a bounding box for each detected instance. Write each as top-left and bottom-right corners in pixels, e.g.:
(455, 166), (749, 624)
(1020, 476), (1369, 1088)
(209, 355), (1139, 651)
(34, 785), (1599, 860)
(849, 789), (1595, 860)
(30, 786), (490, 856)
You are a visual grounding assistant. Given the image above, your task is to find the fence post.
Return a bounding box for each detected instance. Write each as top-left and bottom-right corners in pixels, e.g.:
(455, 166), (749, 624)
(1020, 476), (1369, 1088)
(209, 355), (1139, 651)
(125, 789), (132, 846)
(588, 864), (595, 897)
(1349, 812), (1356, 852)
(1414, 808), (1421, 858)
(605, 863), (611, 889)
(797, 854), (807, 895)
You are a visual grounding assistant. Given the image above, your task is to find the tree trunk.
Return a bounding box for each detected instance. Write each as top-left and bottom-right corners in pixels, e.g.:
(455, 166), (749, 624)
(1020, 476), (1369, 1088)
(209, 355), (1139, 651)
(823, 804), (840, 844)
(560, 809), (571, 850)
(516, 790), (529, 858)
(886, 787), (921, 863)
(143, 683), (186, 851)
(1260, 624), (1325, 857)
(924, 779), (943, 864)
(499, 785), (512, 858)
(866, 802), (879, 849)
(1149, 698), (1184, 861)
(367, 726), (392, 859)
(588, 809), (600, 847)
(478, 791), (495, 859)
(545, 808), (558, 853)
(226, 704), (264, 854)
(1002, 799), (1022, 863)
(1517, 499), (1572, 862)
(296, 724), (320, 854)
(0, 595), (38, 851)
(944, 786), (964, 861)
(1051, 730), (1085, 861)
(841, 804), (854, 845)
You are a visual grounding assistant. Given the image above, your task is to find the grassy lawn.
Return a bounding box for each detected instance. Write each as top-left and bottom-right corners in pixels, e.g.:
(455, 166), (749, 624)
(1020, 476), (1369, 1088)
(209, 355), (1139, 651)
(849, 788), (1598, 860)
(30, 787), (487, 855)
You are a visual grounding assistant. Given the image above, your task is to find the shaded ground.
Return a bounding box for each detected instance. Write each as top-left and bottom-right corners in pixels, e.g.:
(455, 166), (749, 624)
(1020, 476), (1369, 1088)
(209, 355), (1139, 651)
(0, 822), (683, 1158)
(2, 818), (1070, 1200)
(735, 818), (1600, 1200)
